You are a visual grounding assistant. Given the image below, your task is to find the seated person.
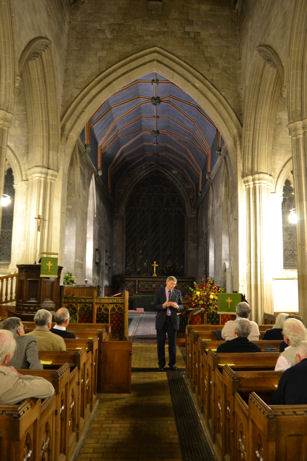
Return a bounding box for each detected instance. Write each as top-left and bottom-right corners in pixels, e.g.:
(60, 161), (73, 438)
(273, 340), (307, 404)
(27, 309), (66, 351)
(217, 318), (261, 353)
(221, 302), (260, 341)
(274, 317), (307, 371)
(0, 329), (54, 404)
(51, 307), (75, 338)
(279, 314), (304, 352)
(1, 317), (42, 369)
(262, 312), (288, 340)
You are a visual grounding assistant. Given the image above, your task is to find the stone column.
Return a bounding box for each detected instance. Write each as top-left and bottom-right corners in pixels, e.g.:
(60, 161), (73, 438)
(243, 173), (274, 323)
(25, 166), (58, 263)
(289, 119), (307, 323)
(0, 110), (13, 224)
(9, 180), (28, 270)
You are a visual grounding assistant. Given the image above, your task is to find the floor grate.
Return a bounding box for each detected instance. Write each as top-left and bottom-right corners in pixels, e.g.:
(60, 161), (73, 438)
(167, 370), (216, 461)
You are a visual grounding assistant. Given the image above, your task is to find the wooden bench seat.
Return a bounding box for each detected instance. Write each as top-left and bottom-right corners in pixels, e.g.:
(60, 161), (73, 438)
(203, 351), (279, 434)
(18, 363), (71, 461)
(220, 366), (282, 460)
(0, 394), (56, 461)
(39, 349), (88, 442)
(65, 337), (99, 408)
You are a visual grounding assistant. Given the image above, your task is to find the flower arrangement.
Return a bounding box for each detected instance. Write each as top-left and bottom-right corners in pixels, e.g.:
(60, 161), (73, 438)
(63, 272), (75, 285)
(186, 277), (223, 313)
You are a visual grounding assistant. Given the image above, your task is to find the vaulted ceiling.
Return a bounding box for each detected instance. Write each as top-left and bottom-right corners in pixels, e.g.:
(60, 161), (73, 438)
(82, 72), (223, 202)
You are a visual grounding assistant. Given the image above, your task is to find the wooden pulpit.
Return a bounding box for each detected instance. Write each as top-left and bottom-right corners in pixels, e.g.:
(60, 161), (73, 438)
(15, 264), (63, 314)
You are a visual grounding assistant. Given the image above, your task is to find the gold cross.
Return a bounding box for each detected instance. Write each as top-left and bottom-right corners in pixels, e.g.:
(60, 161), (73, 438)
(152, 260), (158, 277)
(226, 297), (232, 310)
(46, 261), (53, 272)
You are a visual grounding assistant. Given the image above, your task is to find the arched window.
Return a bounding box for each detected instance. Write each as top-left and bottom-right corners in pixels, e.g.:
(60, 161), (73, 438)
(282, 179), (297, 269)
(125, 172), (185, 276)
(0, 168), (15, 262)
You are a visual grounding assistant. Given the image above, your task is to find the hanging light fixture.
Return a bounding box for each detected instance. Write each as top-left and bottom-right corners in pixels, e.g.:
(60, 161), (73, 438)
(0, 194), (11, 207)
(288, 208), (297, 224)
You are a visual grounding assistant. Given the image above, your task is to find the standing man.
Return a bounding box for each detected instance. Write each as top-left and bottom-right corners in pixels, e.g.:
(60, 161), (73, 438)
(154, 276), (183, 371)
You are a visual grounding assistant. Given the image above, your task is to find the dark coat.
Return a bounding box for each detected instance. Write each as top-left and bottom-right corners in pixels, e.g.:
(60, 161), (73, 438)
(50, 327), (76, 338)
(273, 358), (307, 405)
(216, 336), (261, 353)
(154, 287), (183, 331)
(262, 328), (283, 340)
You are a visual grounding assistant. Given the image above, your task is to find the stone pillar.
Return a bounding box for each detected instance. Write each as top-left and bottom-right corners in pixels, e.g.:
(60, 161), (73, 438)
(289, 119), (307, 323)
(0, 110), (13, 224)
(25, 166), (58, 263)
(113, 213), (125, 275)
(9, 180), (28, 270)
(243, 173), (274, 323)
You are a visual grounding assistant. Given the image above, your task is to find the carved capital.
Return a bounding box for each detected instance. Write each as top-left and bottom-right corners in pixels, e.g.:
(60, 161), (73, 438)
(0, 109), (13, 129)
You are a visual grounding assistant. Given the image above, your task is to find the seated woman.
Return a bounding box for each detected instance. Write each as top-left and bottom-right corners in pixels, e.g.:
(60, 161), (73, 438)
(274, 318), (307, 371)
(262, 312), (288, 340)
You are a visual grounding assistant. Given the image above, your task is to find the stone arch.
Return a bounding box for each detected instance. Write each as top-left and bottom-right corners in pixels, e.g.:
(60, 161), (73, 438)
(61, 47), (242, 171)
(115, 162), (193, 218)
(6, 146), (26, 184)
(287, 0), (307, 123)
(242, 45), (284, 174)
(19, 37), (60, 170)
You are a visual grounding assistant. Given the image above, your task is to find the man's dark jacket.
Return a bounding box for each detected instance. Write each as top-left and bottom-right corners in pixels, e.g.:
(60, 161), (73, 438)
(273, 358), (307, 404)
(154, 287), (184, 330)
(216, 336), (261, 353)
(50, 327), (75, 338)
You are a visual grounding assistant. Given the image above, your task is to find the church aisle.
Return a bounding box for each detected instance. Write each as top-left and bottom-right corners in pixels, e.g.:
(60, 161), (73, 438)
(76, 344), (215, 461)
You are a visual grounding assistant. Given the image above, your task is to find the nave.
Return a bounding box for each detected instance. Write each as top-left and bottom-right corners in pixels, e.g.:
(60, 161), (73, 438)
(76, 313), (215, 461)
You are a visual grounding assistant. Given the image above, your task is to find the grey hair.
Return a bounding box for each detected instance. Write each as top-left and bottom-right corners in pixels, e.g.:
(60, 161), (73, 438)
(54, 307), (70, 325)
(34, 309), (52, 327)
(234, 318), (252, 338)
(1, 317), (22, 334)
(166, 276), (177, 283)
(296, 340), (307, 358)
(236, 302), (251, 319)
(0, 329), (16, 363)
(282, 318), (307, 347)
(273, 313), (288, 329)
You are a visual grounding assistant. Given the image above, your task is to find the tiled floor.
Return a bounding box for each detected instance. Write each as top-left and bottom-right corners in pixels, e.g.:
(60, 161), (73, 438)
(76, 343), (185, 461)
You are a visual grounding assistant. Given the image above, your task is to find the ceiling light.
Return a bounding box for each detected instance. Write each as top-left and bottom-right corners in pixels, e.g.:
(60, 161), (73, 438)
(0, 194), (11, 207)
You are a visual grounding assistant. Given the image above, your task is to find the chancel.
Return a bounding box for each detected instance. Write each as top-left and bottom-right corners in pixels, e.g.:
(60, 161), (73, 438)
(0, 0), (306, 460)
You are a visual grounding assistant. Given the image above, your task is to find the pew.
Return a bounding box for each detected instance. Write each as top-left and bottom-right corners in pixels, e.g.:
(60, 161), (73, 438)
(192, 337), (281, 396)
(39, 349), (87, 443)
(248, 392), (307, 461)
(221, 366), (282, 461)
(0, 395), (56, 461)
(186, 325), (275, 386)
(65, 337), (99, 409)
(203, 351), (279, 436)
(18, 363), (71, 461)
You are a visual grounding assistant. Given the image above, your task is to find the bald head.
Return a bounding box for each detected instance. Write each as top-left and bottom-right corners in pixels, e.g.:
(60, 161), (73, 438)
(54, 307), (70, 326)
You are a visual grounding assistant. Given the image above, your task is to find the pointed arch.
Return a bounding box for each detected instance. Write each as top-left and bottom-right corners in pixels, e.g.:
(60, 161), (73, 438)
(242, 45), (284, 174)
(61, 47), (242, 169)
(19, 37), (60, 170)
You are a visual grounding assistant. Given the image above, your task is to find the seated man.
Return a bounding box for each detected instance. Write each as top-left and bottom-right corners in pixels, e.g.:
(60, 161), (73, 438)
(0, 329), (54, 404)
(273, 340), (307, 404)
(274, 317), (307, 371)
(217, 318), (261, 353)
(51, 307), (75, 338)
(28, 309), (66, 351)
(1, 317), (42, 369)
(262, 312), (288, 340)
(221, 301), (260, 341)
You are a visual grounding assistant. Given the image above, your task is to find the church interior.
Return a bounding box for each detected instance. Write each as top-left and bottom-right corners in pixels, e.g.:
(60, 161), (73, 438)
(0, 0), (306, 460)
